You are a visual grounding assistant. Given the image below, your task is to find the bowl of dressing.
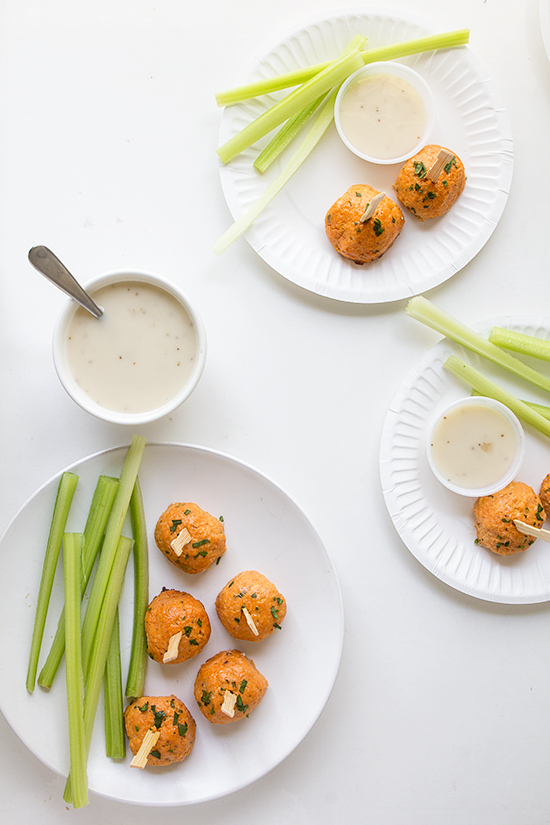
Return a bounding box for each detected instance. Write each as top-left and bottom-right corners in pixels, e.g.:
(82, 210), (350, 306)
(427, 396), (525, 497)
(334, 61), (435, 165)
(53, 271), (207, 425)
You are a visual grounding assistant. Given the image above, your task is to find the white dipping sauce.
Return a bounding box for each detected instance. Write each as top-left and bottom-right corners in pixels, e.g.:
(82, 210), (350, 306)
(430, 402), (518, 489)
(65, 280), (197, 413)
(338, 72), (426, 160)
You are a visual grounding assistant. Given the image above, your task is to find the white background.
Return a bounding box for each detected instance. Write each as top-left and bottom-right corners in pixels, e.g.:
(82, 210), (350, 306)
(1, 0), (549, 822)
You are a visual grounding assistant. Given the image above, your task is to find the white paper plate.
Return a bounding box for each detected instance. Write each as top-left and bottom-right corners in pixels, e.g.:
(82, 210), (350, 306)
(380, 318), (550, 603)
(0, 443), (343, 805)
(218, 8), (513, 303)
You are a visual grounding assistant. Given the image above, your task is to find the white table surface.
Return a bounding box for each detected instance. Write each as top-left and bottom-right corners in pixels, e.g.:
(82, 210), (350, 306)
(1, 0), (549, 822)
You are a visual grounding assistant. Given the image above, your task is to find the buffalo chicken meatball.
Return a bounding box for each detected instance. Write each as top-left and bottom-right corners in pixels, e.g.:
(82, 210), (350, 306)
(194, 649), (268, 725)
(215, 570), (286, 642)
(124, 694), (196, 767)
(144, 588), (211, 664)
(155, 502), (226, 574)
(393, 144), (465, 220)
(539, 473), (550, 515)
(473, 481), (546, 555)
(325, 184), (404, 264)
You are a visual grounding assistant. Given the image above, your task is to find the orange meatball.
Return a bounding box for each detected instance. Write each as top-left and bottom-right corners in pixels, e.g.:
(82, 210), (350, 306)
(393, 144), (465, 220)
(155, 502), (226, 574)
(215, 570), (286, 642)
(473, 481), (546, 555)
(325, 184), (404, 264)
(124, 694), (196, 767)
(144, 588), (211, 664)
(194, 650), (268, 725)
(539, 473), (550, 515)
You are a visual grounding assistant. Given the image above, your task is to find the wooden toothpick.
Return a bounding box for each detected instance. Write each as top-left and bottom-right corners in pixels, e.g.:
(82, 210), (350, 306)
(130, 728), (161, 768)
(426, 148), (455, 182)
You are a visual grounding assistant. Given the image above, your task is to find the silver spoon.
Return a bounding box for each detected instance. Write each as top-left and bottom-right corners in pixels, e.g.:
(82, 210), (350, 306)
(28, 245), (103, 318)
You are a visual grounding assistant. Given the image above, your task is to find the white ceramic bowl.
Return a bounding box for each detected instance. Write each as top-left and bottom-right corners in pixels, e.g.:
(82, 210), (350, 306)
(334, 61), (435, 165)
(427, 396), (525, 497)
(53, 271), (206, 425)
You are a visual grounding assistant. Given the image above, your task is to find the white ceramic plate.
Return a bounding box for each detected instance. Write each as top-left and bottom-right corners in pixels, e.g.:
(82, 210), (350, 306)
(380, 317), (550, 604)
(0, 443), (343, 805)
(218, 8), (513, 304)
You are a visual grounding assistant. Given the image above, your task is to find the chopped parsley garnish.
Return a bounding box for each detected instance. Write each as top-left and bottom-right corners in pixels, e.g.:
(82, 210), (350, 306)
(239, 679), (247, 694)
(444, 157), (457, 174)
(138, 702), (149, 712)
(373, 218), (384, 237)
(236, 694), (248, 713)
(200, 690), (212, 705)
(178, 722), (188, 737)
(192, 538), (210, 548)
(151, 705), (166, 728)
(414, 161), (427, 178)
(170, 519), (182, 532)
(150, 750), (161, 759)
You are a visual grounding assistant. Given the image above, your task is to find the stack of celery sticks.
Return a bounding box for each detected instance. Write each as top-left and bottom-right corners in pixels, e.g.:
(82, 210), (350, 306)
(213, 27), (470, 255)
(407, 297), (550, 440)
(25, 434), (149, 809)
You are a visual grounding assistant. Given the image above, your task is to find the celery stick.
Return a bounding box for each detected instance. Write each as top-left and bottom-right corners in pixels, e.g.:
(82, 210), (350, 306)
(64, 535), (133, 805)
(253, 35), (366, 174)
(489, 326), (550, 362)
(406, 297), (550, 395)
(214, 88), (338, 255)
(217, 48), (363, 164)
(472, 389), (550, 422)
(63, 533), (88, 809)
(125, 478), (149, 698)
(215, 29), (469, 106)
(26, 471), (79, 693)
(38, 475), (119, 689)
(81, 435), (146, 678)
(253, 94), (326, 172)
(104, 609), (126, 759)
(445, 355), (550, 439)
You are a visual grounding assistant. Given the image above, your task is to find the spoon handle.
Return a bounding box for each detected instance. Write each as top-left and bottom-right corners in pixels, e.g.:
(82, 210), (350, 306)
(28, 246), (103, 318)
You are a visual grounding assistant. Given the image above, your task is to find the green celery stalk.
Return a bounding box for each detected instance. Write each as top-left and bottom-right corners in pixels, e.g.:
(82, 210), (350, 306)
(217, 48), (363, 164)
(445, 355), (550, 439)
(472, 389), (550, 422)
(215, 29), (469, 106)
(489, 326), (550, 362)
(81, 435), (146, 678)
(38, 475), (119, 689)
(406, 297), (550, 395)
(63, 533), (88, 809)
(253, 94), (328, 173)
(26, 471), (79, 692)
(64, 535), (133, 805)
(213, 87), (338, 255)
(125, 478), (149, 698)
(104, 609), (126, 759)
(253, 34), (366, 174)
